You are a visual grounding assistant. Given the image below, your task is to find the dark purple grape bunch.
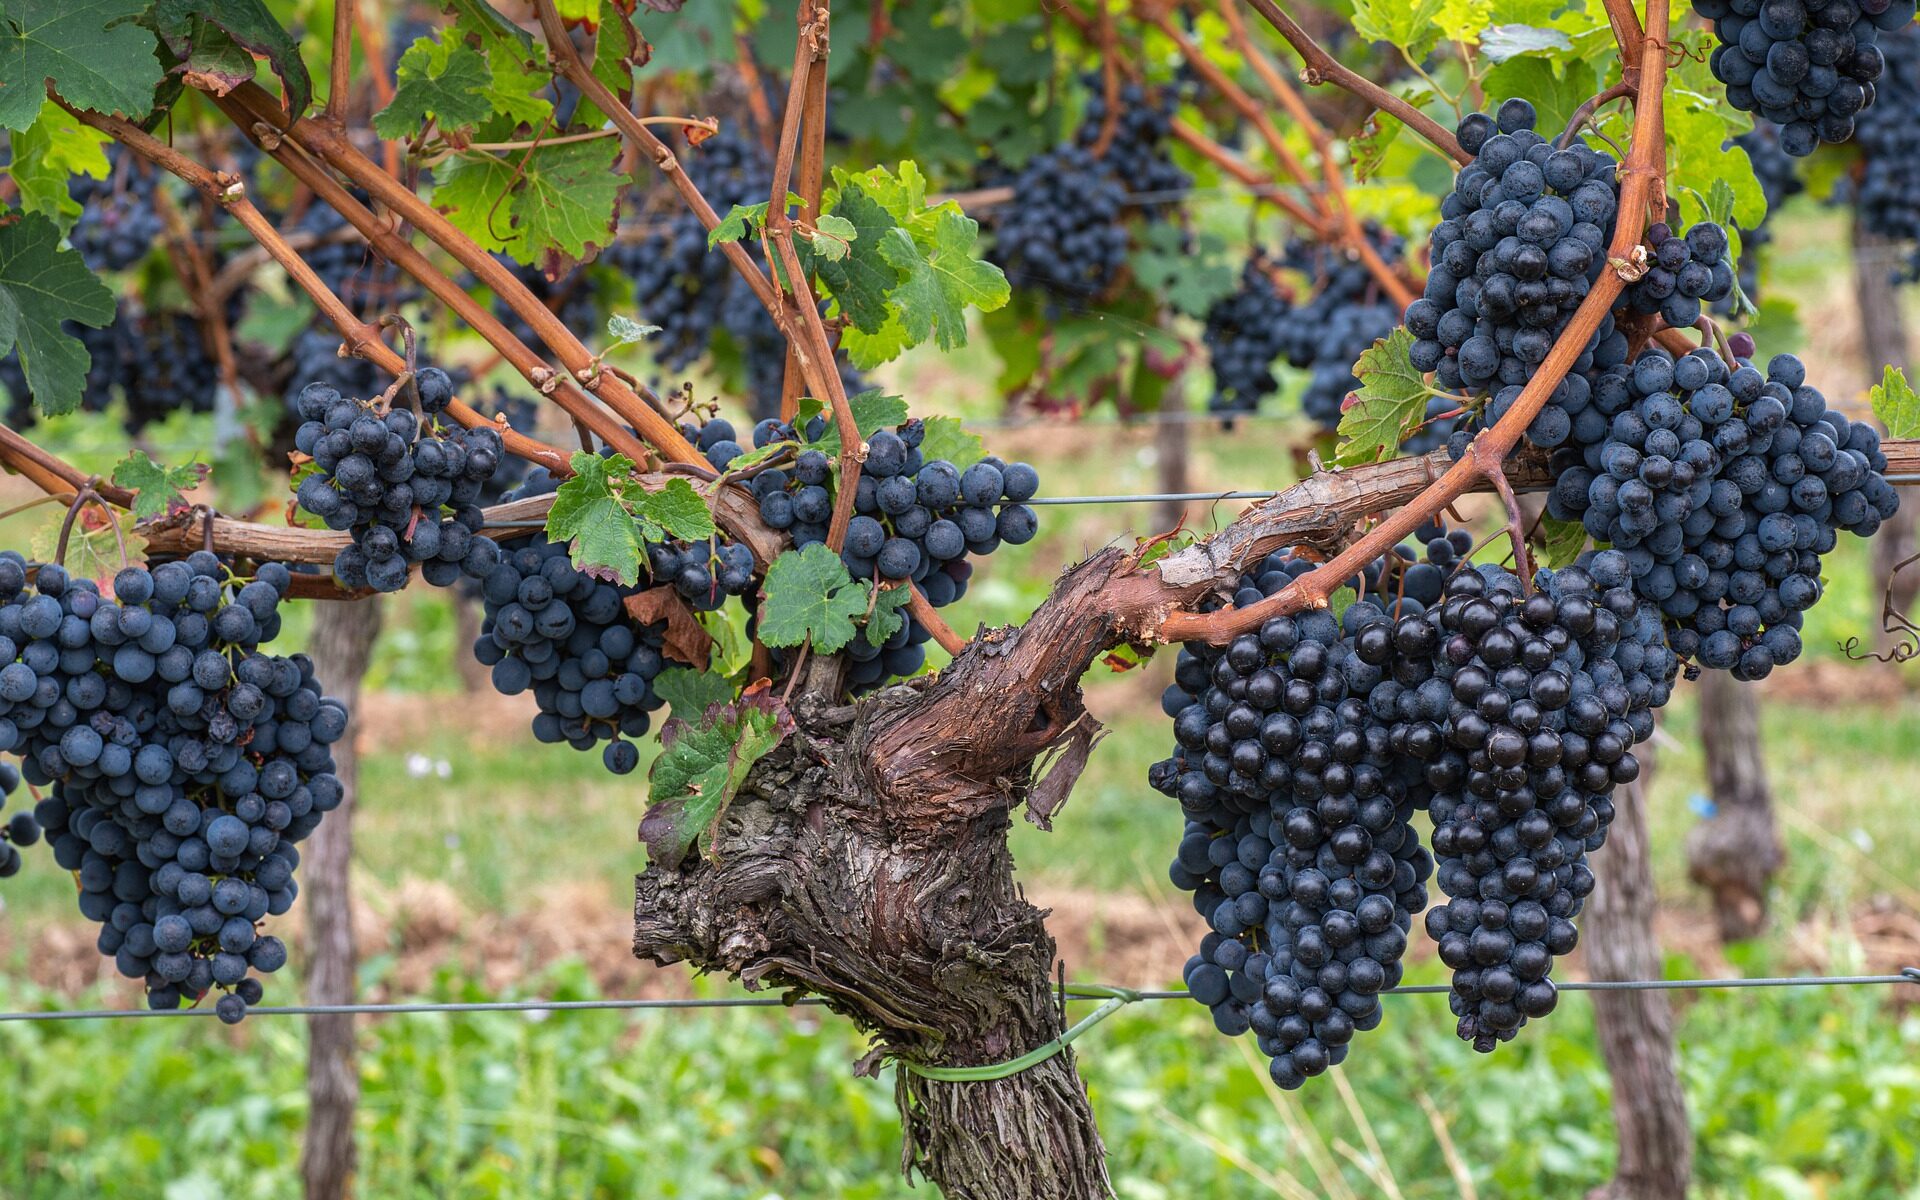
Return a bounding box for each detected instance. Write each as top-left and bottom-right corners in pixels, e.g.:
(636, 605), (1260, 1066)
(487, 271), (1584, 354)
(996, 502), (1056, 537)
(1696, 0), (1914, 155)
(1400, 563), (1674, 1051)
(292, 367), (505, 593)
(0, 551), (349, 1022)
(67, 147), (165, 272)
(1074, 76), (1192, 216)
(1559, 347), (1898, 679)
(467, 531), (673, 776)
(1622, 221), (1736, 331)
(1853, 23), (1920, 280)
(1204, 258), (1294, 417)
(991, 145), (1131, 306)
(1407, 99), (1623, 398)
(0, 758), (31, 880)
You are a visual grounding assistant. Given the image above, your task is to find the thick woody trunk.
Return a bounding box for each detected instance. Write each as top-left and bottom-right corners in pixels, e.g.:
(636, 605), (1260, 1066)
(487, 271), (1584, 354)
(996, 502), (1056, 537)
(302, 599), (383, 1200)
(1585, 742), (1692, 1200)
(1156, 409), (1191, 533)
(1853, 219), (1920, 657)
(1685, 672), (1781, 941)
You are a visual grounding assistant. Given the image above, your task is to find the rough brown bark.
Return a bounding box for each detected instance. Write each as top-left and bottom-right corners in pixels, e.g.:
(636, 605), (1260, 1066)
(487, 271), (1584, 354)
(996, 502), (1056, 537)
(302, 599), (383, 1200)
(1685, 672), (1782, 941)
(1585, 741), (1692, 1200)
(1854, 219), (1920, 658)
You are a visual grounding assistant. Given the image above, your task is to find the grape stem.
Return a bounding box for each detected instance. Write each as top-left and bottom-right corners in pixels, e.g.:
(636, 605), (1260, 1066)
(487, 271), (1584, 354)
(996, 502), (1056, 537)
(325, 0), (354, 126)
(1557, 81), (1635, 150)
(1237, 0), (1471, 166)
(1158, 0), (1674, 643)
(211, 81), (703, 468)
(57, 98), (581, 477)
(0, 423), (136, 507)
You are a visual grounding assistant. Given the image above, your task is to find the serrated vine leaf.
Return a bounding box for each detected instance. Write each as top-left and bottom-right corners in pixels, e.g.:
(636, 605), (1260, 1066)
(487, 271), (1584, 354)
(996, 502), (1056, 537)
(653, 665), (737, 724)
(545, 451), (643, 584)
(112, 450), (204, 519)
(1538, 516), (1590, 570)
(916, 415), (984, 470)
(607, 314), (660, 346)
(29, 505), (143, 591)
(0, 212), (115, 415)
(811, 183), (899, 330)
(807, 390), (908, 456)
(805, 212), (856, 263)
(759, 543), (870, 653)
(374, 34), (493, 140)
(1478, 24), (1570, 60)
(1872, 366), (1920, 439)
(1334, 328), (1429, 467)
(640, 685), (794, 869)
(434, 137), (622, 275)
(877, 210), (1004, 352)
(150, 0), (309, 113)
(8, 99), (109, 230)
(633, 477), (715, 543)
(0, 0), (165, 130)
(860, 582), (915, 649)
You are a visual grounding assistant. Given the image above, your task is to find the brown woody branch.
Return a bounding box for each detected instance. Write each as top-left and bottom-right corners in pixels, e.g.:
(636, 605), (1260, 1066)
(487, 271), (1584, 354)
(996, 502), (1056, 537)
(1159, 0), (1673, 642)
(1213, 0), (1420, 309)
(216, 81), (704, 468)
(0, 424), (137, 506)
(1239, 0), (1470, 165)
(62, 99), (577, 478)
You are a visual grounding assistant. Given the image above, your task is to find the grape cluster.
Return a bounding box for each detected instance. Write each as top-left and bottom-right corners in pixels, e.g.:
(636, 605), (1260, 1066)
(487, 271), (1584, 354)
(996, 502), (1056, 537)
(1853, 24), (1920, 279)
(992, 146), (1131, 305)
(120, 312), (220, 433)
(1408, 563), (1674, 1050)
(1697, 0), (1913, 155)
(0, 759), (31, 879)
(67, 151), (165, 272)
(1075, 79), (1191, 215)
(467, 532), (672, 775)
(280, 328), (385, 421)
(0, 552), (347, 1021)
(494, 258), (600, 353)
(291, 371), (505, 592)
(1546, 346), (1899, 678)
(1406, 101), (1622, 397)
(610, 133), (770, 372)
(1203, 259), (1293, 417)
(732, 414), (1038, 688)
(1726, 126), (1806, 302)
(1621, 221), (1737, 331)
(1153, 534), (1456, 1086)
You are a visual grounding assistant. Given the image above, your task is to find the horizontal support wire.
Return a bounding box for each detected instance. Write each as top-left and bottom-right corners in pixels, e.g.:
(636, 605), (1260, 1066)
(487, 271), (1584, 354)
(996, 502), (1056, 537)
(1, 968), (1911, 1023)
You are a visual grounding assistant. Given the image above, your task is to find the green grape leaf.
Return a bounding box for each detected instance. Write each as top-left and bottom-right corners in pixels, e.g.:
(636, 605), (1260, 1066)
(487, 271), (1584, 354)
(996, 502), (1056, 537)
(805, 212), (857, 263)
(1871, 366), (1920, 439)
(1328, 586), (1359, 622)
(112, 449), (205, 520)
(1481, 57), (1597, 149)
(150, 0), (309, 113)
(1334, 328), (1429, 467)
(859, 581), (915, 649)
(432, 136), (622, 275)
(1350, 112), (1403, 183)
(630, 476), (715, 542)
(1129, 224), (1236, 319)
(373, 34), (494, 140)
(0, 212), (114, 415)
(640, 685), (795, 869)
(607, 314), (661, 346)
(29, 505), (143, 590)
(1479, 24), (1570, 60)
(758, 542), (870, 653)
(708, 199), (770, 246)
(7, 99), (110, 230)
(811, 181), (900, 331)
(875, 211), (1005, 354)
(916, 415), (985, 470)
(1349, 0), (1446, 58)
(545, 451), (644, 584)
(1538, 515), (1590, 570)
(0, 0), (165, 130)
(434, 0), (553, 129)
(653, 665), (738, 724)
(1435, 0), (1493, 43)
(569, 0), (643, 129)
(806, 390), (909, 456)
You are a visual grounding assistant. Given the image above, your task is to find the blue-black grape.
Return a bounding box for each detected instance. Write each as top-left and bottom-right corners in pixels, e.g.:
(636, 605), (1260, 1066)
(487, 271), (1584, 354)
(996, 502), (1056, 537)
(0, 551), (345, 1019)
(67, 149), (165, 272)
(1853, 24), (1920, 278)
(1696, 0), (1912, 155)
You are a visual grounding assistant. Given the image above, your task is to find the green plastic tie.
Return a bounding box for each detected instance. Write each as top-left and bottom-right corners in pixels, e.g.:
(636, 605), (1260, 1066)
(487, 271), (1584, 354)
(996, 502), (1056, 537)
(898, 985), (1143, 1082)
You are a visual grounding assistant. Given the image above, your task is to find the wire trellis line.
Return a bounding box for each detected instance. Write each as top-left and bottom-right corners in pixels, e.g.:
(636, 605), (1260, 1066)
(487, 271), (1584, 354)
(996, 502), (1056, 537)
(0, 968), (1911, 1023)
